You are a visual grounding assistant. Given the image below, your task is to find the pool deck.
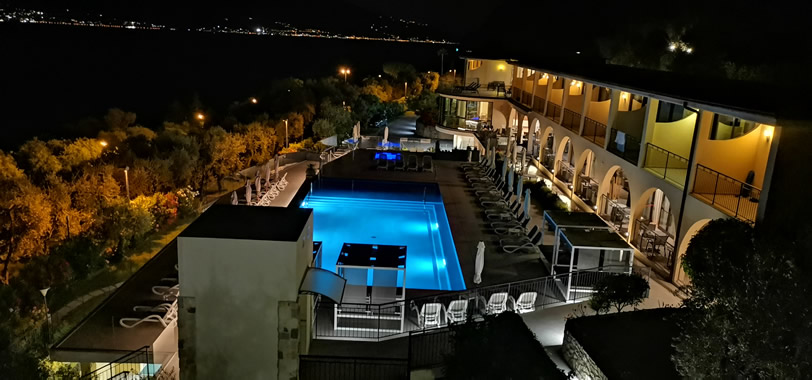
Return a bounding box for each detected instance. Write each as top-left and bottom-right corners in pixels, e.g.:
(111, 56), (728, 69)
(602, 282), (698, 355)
(322, 150), (550, 288)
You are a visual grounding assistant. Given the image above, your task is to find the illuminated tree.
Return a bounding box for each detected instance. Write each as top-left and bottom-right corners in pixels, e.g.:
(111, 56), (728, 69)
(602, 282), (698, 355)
(17, 139), (62, 186)
(203, 127), (246, 191)
(311, 119), (335, 139)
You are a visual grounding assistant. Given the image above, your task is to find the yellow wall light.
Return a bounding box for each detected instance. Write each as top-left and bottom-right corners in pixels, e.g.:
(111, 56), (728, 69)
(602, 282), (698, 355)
(497, 64), (506, 71)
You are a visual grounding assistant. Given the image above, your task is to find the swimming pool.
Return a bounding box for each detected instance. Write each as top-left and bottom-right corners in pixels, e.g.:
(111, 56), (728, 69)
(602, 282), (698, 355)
(301, 180), (465, 291)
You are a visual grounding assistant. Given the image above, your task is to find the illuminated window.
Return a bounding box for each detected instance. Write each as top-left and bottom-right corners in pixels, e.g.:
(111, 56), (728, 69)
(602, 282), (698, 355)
(527, 69), (535, 77)
(517, 67), (524, 78)
(468, 60), (482, 70)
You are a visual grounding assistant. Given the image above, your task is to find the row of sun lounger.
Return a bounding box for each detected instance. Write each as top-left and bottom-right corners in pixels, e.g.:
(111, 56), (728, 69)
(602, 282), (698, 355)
(411, 291), (539, 328)
(462, 158), (542, 255)
(377, 155), (433, 172)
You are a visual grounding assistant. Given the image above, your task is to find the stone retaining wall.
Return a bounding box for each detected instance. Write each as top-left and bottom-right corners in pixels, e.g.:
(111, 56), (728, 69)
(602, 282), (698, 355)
(562, 330), (607, 380)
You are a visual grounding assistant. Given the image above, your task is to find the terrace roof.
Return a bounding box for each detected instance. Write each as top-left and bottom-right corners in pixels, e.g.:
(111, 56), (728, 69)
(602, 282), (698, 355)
(560, 229), (632, 250)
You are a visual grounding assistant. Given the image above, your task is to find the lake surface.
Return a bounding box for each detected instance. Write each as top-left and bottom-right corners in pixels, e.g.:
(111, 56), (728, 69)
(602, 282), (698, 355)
(0, 24), (451, 148)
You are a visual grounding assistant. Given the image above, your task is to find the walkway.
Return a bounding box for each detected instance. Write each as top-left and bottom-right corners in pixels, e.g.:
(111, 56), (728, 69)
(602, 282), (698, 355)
(385, 113), (418, 139)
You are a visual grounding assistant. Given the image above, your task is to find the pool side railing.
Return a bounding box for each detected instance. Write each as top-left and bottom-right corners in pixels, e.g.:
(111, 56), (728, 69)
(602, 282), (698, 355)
(312, 264), (645, 341)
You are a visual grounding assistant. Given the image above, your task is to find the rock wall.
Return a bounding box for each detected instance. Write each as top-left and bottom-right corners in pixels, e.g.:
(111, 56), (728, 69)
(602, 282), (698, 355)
(562, 331), (607, 380)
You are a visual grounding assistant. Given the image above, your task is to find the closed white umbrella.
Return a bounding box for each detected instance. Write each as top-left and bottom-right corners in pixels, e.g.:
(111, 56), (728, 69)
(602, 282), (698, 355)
(524, 188), (532, 217)
(507, 164), (514, 190)
(255, 176), (261, 202)
(517, 174), (523, 198)
(468, 150), (472, 163)
(512, 144), (519, 165)
(354, 122), (361, 141)
(264, 163), (271, 188)
(383, 126), (389, 147)
(521, 147), (527, 174)
(245, 181), (252, 206)
(474, 241), (485, 284)
(501, 158), (508, 181)
(231, 191), (238, 205)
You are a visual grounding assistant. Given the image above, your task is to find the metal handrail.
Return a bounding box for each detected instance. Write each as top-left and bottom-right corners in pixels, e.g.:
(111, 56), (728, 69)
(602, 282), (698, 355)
(533, 96), (547, 113)
(80, 346), (154, 379)
(582, 117), (607, 146)
(644, 143), (689, 188)
(561, 108), (581, 132)
(692, 163), (761, 223)
(607, 128), (641, 164)
(545, 102), (562, 121)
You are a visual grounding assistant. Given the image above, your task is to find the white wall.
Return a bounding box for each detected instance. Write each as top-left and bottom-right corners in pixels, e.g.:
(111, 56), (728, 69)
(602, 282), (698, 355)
(178, 214), (313, 380)
(465, 59), (513, 86)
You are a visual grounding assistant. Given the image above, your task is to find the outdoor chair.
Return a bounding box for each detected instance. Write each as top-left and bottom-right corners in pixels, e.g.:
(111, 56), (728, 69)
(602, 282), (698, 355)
(501, 241), (541, 255)
(499, 226), (539, 247)
(446, 300), (468, 324)
(485, 293), (509, 315)
(462, 81), (480, 94)
(394, 158), (405, 171)
(493, 217), (531, 235)
(490, 213), (529, 229)
(376, 158), (389, 170)
(509, 292), (538, 314)
(120, 300), (178, 329)
(412, 302), (443, 329)
(277, 173), (289, 190)
(152, 284), (179, 298)
(133, 303), (174, 313)
(422, 156), (434, 172)
(406, 155), (419, 171)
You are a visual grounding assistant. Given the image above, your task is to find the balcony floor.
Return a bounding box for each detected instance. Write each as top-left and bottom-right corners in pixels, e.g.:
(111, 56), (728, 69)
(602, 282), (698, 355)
(692, 192), (757, 223)
(643, 167), (687, 190)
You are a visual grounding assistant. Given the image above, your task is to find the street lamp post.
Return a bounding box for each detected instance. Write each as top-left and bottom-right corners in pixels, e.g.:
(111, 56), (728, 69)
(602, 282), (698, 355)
(123, 166), (130, 201)
(339, 68), (351, 82)
(284, 119), (289, 147)
(404, 82), (408, 97)
(40, 288), (51, 351)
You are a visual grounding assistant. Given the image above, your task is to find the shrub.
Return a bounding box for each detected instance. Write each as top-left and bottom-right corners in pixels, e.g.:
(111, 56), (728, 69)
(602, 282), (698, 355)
(588, 274), (649, 314)
(52, 236), (105, 280)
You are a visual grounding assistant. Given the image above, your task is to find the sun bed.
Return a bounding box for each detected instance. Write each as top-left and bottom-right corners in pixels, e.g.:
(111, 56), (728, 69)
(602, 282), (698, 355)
(406, 155), (419, 171)
(412, 302), (444, 329)
(422, 156), (434, 173)
(485, 292), (508, 315)
(446, 299), (468, 324)
(509, 292), (538, 314)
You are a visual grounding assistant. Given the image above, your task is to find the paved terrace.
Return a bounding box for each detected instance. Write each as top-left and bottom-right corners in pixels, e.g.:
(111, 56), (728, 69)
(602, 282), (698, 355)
(321, 150), (550, 288)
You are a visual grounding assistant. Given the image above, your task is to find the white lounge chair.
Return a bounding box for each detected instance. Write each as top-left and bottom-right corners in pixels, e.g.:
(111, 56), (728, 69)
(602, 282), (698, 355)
(133, 303), (173, 313)
(120, 300), (178, 328)
(446, 299), (468, 324)
(499, 226), (540, 247)
(486, 292), (509, 315)
(413, 302), (443, 328)
(152, 284), (179, 298)
(501, 242), (541, 255)
(510, 292), (538, 314)
(277, 173), (289, 190)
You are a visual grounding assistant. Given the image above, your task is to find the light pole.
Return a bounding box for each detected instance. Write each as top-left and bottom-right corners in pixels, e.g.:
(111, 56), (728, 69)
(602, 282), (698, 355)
(404, 82), (408, 97)
(196, 112), (205, 126)
(284, 119), (289, 147)
(40, 288), (51, 350)
(123, 166), (130, 201)
(339, 68), (350, 82)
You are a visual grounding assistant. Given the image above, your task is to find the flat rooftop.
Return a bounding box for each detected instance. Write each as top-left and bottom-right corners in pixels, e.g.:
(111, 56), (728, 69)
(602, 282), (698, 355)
(52, 241), (179, 363)
(545, 211), (612, 229)
(180, 204), (312, 242)
(560, 229), (632, 250)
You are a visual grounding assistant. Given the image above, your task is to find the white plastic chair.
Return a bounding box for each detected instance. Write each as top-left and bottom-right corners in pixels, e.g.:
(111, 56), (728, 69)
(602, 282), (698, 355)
(417, 303), (443, 328)
(486, 292), (509, 315)
(446, 299), (468, 324)
(120, 300), (178, 328)
(510, 292), (538, 314)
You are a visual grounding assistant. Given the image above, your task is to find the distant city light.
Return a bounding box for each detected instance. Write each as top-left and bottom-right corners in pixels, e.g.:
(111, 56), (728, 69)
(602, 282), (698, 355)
(668, 43), (677, 52)
(99, 140), (108, 147)
(250, 97), (258, 104)
(255, 28), (261, 33)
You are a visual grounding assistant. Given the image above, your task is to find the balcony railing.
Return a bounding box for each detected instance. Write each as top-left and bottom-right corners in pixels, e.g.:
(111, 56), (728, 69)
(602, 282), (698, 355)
(607, 128), (641, 165)
(533, 96), (546, 113)
(644, 143), (689, 189)
(299, 355), (409, 380)
(80, 346), (154, 379)
(692, 164), (761, 223)
(561, 108), (581, 132)
(545, 102), (562, 122)
(521, 92), (533, 106)
(312, 265), (636, 341)
(512, 88), (523, 102)
(582, 117), (607, 146)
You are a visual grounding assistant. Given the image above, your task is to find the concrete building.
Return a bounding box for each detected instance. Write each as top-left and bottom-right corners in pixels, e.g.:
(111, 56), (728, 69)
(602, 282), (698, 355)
(437, 57), (791, 285)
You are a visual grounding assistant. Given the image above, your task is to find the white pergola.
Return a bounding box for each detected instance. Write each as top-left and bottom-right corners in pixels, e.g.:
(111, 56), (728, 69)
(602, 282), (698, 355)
(540, 211), (613, 274)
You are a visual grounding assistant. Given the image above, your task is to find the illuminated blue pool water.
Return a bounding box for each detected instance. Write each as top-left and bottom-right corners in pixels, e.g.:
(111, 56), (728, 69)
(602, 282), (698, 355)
(301, 180), (465, 291)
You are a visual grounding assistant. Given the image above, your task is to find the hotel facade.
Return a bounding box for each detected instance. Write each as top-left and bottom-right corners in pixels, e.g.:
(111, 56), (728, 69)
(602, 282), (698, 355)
(437, 57), (783, 285)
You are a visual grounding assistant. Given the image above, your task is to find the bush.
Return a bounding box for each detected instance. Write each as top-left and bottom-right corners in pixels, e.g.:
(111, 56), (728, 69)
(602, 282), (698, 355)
(176, 186), (200, 217)
(588, 274), (649, 314)
(525, 180), (567, 212)
(52, 237), (105, 280)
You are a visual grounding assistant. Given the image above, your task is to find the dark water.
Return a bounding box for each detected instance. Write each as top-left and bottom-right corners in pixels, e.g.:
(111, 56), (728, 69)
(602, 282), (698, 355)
(1, 24), (449, 148)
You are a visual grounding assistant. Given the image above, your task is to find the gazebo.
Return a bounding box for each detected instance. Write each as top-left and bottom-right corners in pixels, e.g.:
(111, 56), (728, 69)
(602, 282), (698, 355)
(540, 211), (613, 273)
(334, 243), (407, 335)
(555, 228), (635, 300)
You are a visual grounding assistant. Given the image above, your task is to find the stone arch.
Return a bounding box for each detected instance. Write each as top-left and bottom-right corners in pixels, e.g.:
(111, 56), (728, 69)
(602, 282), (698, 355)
(631, 187), (677, 252)
(573, 149), (596, 201)
(540, 126), (556, 168)
(554, 136), (573, 183)
(673, 218), (711, 285)
(507, 108), (518, 134)
(598, 166), (632, 236)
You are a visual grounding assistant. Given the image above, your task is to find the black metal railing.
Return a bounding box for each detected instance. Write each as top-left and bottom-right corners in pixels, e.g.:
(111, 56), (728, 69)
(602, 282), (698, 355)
(512, 88), (523, 102)
(599, 194), (630, 237)
(607, 128), (641, 164)
(644, 143), (689, 189)
(522, 91), (533, 106)
(692, 164), (761, 223)
(299, 355), (409, 380)
(561, 108), (582, 132)
(409, 328), (454, 370)
(312, 265), (638, 341)
(545, 102), (562, 122)
(80, 346), (154, 379)
(533, 96), (546, 113)
(582, 117), (607, 146)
